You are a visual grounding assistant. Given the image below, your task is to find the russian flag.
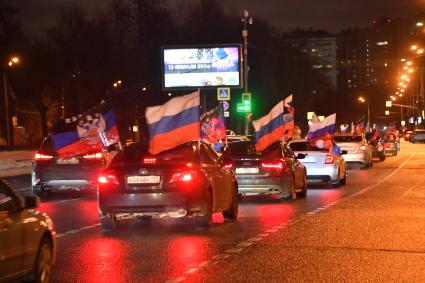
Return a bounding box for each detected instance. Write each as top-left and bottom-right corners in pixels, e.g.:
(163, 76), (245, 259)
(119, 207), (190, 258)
(253, 95), (294, 152)
(146, 91), (200, 155)
(307, 113), (336, 141)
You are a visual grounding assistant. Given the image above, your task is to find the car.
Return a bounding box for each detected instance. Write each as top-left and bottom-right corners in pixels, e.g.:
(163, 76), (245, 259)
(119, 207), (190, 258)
(365, 133), (386, 161)
(404, 130), (413, 141)
(380, 133), (399, 156)
(0, 179), (56, 283)
(221, 141), (307, 200)
(410, 129), (425, 143)
(32, 136), (105, 196)
(97, 141), (238, 229)
(288, 139), (347, 187)
(334, 133), (373, 168)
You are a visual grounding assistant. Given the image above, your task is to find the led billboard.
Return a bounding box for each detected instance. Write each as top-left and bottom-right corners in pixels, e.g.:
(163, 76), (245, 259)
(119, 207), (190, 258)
(162, 45), (242, 89)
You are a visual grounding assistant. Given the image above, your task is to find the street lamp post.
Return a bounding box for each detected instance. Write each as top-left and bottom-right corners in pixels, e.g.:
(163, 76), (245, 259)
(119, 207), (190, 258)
(358, 96), (370, 130)
(2, 57), (19, 146)
(242, 10), (252, 136)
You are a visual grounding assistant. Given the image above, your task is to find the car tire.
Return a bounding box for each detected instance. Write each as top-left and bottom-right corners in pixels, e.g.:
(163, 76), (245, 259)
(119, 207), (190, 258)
(340, 174), (346, 186)
(379, 154), (385, 161)
(101, 214), (117, 230)
(196, 188), (213, 227)
(297, 174), (307, 198)
(32, 186), (50, 198)
(223, 184), (238, 220)
(33, 237), (53, 283)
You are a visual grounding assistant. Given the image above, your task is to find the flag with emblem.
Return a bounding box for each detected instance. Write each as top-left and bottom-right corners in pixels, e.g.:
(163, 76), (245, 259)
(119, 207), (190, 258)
(200, 102), (226, 144)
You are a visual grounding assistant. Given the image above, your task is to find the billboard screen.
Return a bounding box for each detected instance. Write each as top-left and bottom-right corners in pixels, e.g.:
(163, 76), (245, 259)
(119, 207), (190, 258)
(162, 45), (242, 89)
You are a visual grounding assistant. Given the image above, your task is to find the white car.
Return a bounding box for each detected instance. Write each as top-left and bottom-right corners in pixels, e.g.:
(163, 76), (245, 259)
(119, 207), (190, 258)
(288, 140), (346, 187)
(334, 134), (373, 168)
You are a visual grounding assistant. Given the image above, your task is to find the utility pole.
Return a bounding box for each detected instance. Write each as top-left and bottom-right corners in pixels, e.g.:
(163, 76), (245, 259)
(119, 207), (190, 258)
(242, 10), (252, 136)
(3, 72), (10, 146)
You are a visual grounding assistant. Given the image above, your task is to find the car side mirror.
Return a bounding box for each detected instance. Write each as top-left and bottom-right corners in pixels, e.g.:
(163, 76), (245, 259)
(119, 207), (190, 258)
(296, 153), (306, 159)
(24, 196), (40, 209)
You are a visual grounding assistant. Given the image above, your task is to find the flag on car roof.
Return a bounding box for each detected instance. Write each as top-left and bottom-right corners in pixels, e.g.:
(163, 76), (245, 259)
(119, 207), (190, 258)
(252, 95), (294, 152)
(51, 102), (120, 159)
(354, 116), (367, 135)
(307, 113), (336, 141)
(146, 90), (200, 155)
(200, 102), (226, 144)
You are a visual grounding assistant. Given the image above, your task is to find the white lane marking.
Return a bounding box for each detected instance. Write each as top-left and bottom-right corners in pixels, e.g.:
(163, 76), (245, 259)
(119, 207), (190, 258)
(224, 248), (243, 254)
(55, 233), (65, 238)
(198, 261), (209, 267)
(186, 267), (199, 274)
(65, 229), (80, 234)
(256, 233), (269, 237)
(237, 242), (254, 248)
(212, 254), (229, 260)
(402, 183), (418, 197)
(247, 237), (262, 242)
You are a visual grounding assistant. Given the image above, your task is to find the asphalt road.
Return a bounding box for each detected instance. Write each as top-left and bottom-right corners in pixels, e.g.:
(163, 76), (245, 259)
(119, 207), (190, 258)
(5, 140), (425, 282)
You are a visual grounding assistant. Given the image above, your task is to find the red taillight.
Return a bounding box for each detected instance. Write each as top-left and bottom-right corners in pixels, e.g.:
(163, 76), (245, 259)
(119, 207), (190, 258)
(170, 171), (197, 183)
(261, 161), (284, 170)
(223, 163), (233, 170)
(325, 154), (335, 164)
(143, 158), (156, 164)
(97, 173), (119, 185)
(34, 152), (54, 161)
(83, 152), (103, 159)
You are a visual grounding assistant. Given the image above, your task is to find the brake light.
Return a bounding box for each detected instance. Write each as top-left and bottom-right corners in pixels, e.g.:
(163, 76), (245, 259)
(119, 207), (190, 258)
(261, 161), (284, 170)
(34, 152), (54, 161)
(223, 163), (233, 170)
(97, 173), (119, 185)
(143, 158), (156, 164)
(325, 154), (335, 164)
(83, 152), (103, 159)
(170, 171), (196, 183)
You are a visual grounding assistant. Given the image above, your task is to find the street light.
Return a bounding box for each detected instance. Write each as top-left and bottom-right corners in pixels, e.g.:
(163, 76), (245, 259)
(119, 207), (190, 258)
(3, 56), (20, 145)
(358, 96), (370, 128)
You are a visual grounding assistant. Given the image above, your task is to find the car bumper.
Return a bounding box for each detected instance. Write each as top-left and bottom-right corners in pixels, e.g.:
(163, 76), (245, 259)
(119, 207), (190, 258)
(98, 190), (205, 215)
(304, 165), (339, 183)
(32, 167), (99, 191)
(385, 147), (397, 154)
(342, 152), (368, 165)
(236, 174), (291, 195)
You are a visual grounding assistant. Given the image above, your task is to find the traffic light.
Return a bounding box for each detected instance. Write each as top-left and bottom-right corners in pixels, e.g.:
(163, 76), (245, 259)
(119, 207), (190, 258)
(237, 92), (251, 113)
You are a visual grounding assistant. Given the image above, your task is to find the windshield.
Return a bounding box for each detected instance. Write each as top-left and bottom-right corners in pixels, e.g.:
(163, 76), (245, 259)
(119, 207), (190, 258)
(334, 135), (362, 142)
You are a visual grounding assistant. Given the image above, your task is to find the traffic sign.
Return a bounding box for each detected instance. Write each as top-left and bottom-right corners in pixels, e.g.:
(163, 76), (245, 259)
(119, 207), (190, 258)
(386, 101), (392, 107)
(385, 110), (390, 116)
(222, 101), (230, 111)
(224, 111), (230, 117)
(217, 87), (230, 101)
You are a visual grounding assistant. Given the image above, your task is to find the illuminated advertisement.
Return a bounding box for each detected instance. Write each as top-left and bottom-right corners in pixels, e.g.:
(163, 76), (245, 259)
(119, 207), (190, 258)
(162, 45), (242, 89)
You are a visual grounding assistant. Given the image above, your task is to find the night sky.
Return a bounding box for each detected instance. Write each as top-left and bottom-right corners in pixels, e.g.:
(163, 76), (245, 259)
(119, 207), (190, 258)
(14, 0), (424, 35)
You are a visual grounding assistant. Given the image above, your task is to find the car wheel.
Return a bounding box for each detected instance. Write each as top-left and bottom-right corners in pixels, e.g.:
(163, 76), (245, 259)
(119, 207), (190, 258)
(101, 214), (118, 230)
(297, 174), (307, 198)
(223, 184), (238, 220)
(379, 154), (385, 161)
(282, 175), (296, 201)
(33, 186), (50, 198)
(340, 174), (347, 186)
(33, 237), (53, 283)
(196, 188), (213, 227)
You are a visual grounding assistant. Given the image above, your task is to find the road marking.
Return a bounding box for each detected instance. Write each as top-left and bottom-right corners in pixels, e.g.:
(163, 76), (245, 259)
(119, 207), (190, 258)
(237, 241), (254, 248)
(225, 248), (243, 254)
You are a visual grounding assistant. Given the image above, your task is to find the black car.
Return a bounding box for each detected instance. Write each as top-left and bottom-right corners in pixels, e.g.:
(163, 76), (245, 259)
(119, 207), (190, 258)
(32, 136), (105, 196)
(410, 129), (425, 143)
(97, 141), (238, 229)
(365, 133), (386, 161)
(221, 141), (307, 200)
(0, 179), (56, 283)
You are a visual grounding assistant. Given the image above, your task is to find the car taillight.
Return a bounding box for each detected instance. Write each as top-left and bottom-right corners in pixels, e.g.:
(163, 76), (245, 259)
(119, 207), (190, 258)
(261, 161), (285, 170)
(143, 157), (157, 164)
(34, 152), (54, 161)
(325, 154), (335, 164)
(170, 171), (197, 183)
(223, 163), (233, 170)
(97, 173), (119, 185)
(83, 152), (103, 159)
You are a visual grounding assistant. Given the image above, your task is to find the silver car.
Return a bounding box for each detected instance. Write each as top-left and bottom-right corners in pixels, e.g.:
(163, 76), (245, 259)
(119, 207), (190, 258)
(288, 140), (347, 187)
(334, 134), (373, 168)
(0, 179), (56, 283)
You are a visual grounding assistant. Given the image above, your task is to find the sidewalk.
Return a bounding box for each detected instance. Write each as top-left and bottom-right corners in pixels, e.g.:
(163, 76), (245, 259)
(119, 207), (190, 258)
(0, 150), (33, 177)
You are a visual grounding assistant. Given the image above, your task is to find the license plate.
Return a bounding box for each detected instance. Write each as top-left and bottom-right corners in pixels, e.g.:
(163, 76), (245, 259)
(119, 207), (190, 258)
(302, 157), (316, 163)
(235, 167), (259, 174)
(127, 175), (160, 184)
(56, 158), (79, 165)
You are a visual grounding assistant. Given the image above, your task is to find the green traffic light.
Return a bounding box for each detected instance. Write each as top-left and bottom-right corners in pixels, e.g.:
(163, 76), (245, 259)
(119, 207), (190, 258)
(244, 105), (250, 111)
(244, 100), (249, 105)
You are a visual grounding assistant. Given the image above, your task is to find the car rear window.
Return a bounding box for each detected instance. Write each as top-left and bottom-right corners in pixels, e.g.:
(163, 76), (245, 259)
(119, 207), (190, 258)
(334, 135), (362, 142)
(112, 143), (196, 164)
(224, 141), (281, 159)
(39, 137), (58, 155)
(289, 142), (328, 152)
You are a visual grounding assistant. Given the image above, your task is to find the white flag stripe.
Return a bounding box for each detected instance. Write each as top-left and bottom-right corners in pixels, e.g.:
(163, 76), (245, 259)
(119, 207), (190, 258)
(308, 113), (336, 132)
(145, 91), (200, 125)
(252, 100), (284, 132)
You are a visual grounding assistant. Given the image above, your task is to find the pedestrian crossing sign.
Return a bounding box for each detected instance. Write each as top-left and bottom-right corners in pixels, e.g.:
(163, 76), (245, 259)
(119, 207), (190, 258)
(217, 87), (230, 101)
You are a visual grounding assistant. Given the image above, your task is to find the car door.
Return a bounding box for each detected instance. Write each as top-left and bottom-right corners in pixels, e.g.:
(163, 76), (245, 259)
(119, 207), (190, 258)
(0, 183), (25, 280)
(284, 146), (305, 188)
(200, 145), (226, 211)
